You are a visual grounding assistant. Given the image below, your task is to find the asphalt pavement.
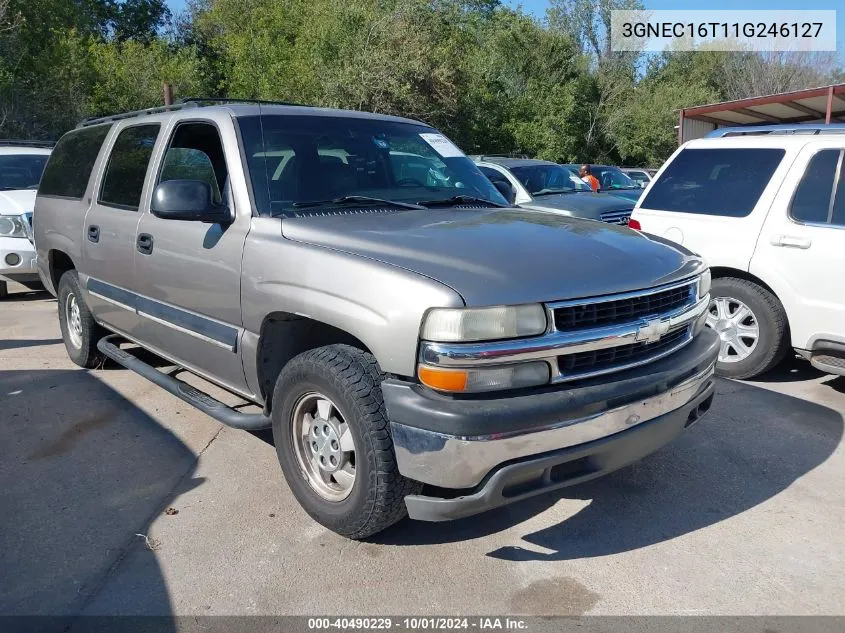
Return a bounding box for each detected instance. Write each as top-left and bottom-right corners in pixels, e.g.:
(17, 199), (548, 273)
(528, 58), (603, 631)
(1, 282), (843, 620)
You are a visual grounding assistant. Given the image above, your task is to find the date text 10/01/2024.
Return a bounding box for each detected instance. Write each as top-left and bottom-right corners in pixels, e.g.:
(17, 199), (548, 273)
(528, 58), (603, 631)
(307, 618), (528, 630)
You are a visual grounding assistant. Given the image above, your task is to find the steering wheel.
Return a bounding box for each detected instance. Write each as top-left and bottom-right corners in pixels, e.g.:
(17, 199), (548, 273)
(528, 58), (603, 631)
(395, 177), (426, 187)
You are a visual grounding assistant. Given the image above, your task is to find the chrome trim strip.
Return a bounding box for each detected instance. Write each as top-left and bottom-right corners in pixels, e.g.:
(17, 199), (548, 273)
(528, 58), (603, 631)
(88, 289), (135, 313)
(392, 362), (715, 488)
(420, 296), (708, 369)
(86, 277), (239, 352)
(552, 327), (693, 383)
(136, 309), (236, 351)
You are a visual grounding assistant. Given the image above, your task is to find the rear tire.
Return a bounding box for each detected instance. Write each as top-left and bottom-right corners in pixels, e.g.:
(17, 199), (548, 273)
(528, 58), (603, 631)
(706, 277), (789, 379)
(57, 271), (106, 369)
(271, 344), (422, 539)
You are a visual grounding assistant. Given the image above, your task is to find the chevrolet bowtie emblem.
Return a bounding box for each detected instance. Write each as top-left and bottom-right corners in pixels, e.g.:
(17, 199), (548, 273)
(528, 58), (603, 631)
(636, 317), (670, 344)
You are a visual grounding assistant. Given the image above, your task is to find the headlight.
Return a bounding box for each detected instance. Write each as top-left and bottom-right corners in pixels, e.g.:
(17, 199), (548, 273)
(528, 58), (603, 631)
(421, 304), (547, 342)
(0, 214), (28, 238)
(418, 361), (550, 393)
(698, 269), (711, 299)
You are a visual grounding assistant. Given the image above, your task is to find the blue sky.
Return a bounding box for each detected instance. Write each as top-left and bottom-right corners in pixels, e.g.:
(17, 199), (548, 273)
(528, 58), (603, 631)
(165, 0), (842, 58)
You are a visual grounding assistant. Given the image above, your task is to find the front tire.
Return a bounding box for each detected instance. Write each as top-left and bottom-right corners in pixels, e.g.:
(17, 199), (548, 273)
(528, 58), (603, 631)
(706, 277), (789, 379)
(57, 271), (106, 368)
(271, 344), (422, 539)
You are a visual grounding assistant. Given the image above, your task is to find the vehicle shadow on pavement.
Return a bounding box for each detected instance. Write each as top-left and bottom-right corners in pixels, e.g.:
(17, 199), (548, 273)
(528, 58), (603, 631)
(375, 378), (843, 554)
(0, 289), (54, 303)
(0, 338), (63, 351)
(0, 369), (197, 627)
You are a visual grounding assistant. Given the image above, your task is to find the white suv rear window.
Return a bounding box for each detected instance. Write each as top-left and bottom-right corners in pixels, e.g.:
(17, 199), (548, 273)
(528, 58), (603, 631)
(641, 148), (785, 217)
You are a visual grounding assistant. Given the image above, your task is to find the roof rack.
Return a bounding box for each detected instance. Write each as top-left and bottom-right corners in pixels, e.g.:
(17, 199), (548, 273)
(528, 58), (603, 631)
(471, 154), (532, 161)
(707, 124), (845, 138)
(78, 97), (310, 128)
(177, 97), (307, 107)
(0, 139), (54, 148)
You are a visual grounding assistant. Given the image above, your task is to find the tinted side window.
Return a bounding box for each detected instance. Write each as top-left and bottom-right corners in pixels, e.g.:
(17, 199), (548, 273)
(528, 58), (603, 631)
(478, 166), (508, 183)
(39, 125), (112, 199)
(833, 157), (845, 227)
(99, 124), (160, 210)
(641, 148), (785, 217)
(790, 150), (840, 225)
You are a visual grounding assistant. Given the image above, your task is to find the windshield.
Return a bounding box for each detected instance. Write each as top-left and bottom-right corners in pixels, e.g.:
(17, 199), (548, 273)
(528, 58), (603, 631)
(592, 166), (639, 190)
(0, 154), (49, 190)
(509, 164), (591, 195)
(238, 115), (507, 216)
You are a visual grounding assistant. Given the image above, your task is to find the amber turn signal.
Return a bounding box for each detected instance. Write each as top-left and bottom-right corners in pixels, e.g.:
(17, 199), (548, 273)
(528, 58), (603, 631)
(417, 365), (468, 392)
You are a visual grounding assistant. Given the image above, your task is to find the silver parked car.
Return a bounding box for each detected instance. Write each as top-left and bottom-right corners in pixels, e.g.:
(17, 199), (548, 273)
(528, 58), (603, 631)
(473, 156), (635, 225)
(34, 100), (718, 538)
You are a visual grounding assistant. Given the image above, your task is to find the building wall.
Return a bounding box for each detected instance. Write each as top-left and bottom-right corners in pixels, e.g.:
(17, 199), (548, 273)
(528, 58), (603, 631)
(681, 118), (717, 143)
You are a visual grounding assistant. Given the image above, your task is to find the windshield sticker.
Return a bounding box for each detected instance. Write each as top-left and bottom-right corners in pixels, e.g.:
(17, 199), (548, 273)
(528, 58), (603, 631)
(419, 133), (464, 158)
(372, 137), (390, 149)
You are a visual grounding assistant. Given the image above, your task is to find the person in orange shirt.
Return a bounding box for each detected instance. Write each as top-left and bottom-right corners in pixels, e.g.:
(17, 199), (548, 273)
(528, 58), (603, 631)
(580, 164), (599, 192)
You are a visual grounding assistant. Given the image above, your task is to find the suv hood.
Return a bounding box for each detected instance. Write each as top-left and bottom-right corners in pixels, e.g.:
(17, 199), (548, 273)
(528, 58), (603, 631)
(281, 208), (703, 306)
(0, 189), (36, 215)
(521, 191), (632, 219)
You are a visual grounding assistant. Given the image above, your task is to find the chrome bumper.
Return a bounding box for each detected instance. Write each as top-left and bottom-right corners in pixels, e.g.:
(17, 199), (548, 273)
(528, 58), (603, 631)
(391, 361), (715, 489)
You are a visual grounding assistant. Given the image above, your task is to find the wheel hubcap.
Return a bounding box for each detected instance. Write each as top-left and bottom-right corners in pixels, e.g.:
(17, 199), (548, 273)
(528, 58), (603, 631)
(66, 292), (83, 349)
(291, 392), (356, 502)
(705, 296), (760, 363)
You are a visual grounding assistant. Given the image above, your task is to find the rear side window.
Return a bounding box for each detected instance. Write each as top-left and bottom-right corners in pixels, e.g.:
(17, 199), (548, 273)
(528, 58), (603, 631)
(790, 149), (841, 225)
(641, 148), (785, 217)
(39, 125), (112, 199)
(99, 124), (161, 210)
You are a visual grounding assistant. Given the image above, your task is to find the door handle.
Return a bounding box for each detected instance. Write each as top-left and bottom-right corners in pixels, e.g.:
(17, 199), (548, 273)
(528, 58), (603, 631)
(770, 234), (811, 249)
(87, 225), (100, 243)
(136, 233), (154, 255)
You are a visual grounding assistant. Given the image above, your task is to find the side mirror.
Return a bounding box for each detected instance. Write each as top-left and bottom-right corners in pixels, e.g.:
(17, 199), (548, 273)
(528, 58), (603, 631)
(493, 180), (516, 205)
(151, 180), (233, 224)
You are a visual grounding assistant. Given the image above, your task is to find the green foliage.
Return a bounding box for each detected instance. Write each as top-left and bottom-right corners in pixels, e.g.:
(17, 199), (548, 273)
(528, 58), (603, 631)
(87, 39), (207, 115)
(0, 0), (841, 166)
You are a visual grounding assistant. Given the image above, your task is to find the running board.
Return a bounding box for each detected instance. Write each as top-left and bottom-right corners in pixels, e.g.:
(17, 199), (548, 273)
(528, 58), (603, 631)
(810, 353), (845, 377)
(97, 334), (271, 430)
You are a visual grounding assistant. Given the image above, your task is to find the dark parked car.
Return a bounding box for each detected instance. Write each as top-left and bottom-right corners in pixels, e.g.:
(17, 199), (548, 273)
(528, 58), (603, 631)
(564, 164), (644, 202)
(473, 157), (635, 225)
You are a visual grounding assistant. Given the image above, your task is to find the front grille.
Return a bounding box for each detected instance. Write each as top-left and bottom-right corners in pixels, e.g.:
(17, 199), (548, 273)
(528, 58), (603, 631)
(558, 327), (691, 378)
(554, 282), (695, 332)
(600, 209), (633, 225)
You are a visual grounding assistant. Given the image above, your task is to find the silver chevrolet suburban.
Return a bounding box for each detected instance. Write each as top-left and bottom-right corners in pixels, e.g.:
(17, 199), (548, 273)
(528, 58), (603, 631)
(34, 100), (719, 539)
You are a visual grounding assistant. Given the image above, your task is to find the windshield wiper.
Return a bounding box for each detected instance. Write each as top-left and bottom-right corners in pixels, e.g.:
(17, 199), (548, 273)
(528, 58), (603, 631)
(416, 195), (506, 208)
(292, 195), (424, 210)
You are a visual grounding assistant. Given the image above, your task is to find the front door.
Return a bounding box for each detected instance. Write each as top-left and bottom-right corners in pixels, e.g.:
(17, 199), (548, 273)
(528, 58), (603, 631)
(82, 123), (162, 337)
(752, 141), (845, 349)
(133, 117), (252, 395)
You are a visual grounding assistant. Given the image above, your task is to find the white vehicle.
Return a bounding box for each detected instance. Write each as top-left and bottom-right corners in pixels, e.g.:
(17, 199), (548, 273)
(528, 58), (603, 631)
(0, 141), (52, 298)
(631, 125), (845, 379)
(622, 167), (653, 188)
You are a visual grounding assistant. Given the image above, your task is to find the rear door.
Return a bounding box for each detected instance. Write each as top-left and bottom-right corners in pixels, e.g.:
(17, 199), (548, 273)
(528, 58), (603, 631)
(633, 143), (792, 270)
(752, 141), (845, 349)
(82, 122), (162, 337)
(132, 115), (251, 395)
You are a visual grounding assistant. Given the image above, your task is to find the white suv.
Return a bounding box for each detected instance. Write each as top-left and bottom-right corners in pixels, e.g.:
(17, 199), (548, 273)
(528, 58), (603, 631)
(0, 141), (52, 298)
(631, 126), (845, 379)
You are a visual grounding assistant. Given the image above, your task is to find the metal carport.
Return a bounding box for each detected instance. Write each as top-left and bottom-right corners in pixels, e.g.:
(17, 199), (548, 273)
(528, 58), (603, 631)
(679, 83), (845, 144)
